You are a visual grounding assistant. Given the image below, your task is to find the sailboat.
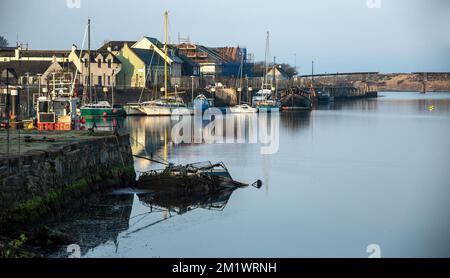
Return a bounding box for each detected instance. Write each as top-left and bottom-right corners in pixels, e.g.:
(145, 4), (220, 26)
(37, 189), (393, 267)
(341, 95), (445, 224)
(230, 49), (258, 114)
(137, 12), (193, 117)
(252, 32), (280, 112)
(80, 19), (125, 119)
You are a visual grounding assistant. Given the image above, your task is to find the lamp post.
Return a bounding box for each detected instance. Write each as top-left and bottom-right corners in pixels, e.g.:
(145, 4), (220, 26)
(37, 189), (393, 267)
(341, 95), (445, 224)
(37, 73), (42, 98)
(26, 72), (30, 116)
(2, 68), (11, 156)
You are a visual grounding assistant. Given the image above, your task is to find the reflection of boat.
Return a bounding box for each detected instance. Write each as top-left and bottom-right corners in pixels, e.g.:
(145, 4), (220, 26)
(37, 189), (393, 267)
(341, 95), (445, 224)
(230, 104), (258, 114)
(137, 184), (241, 214)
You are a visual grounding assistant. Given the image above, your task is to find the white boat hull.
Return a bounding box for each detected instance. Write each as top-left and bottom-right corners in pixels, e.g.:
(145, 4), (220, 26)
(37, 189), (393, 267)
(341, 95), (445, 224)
(230, 107), (258, 114)
(230, 104), (258, 114)
(139, 106), (172, 116)
(139, 106), (193, 116)
(124, 105), (146, 116)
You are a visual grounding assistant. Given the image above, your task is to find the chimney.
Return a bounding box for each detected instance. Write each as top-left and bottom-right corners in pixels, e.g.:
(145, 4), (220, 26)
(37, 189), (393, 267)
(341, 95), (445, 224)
(72, 44), (77, 52)
(15, 46), (21, 60)
(107, 46), (112, 52)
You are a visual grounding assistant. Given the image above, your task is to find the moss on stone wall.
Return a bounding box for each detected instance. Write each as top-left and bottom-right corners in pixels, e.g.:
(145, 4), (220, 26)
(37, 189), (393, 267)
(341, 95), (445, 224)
(0, 163), (135, 234)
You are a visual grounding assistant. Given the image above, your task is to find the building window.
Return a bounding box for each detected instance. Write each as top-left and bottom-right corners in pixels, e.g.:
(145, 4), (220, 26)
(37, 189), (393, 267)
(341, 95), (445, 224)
(98, 60), (101, 68)
(84, 59), (88, 68)
(107, 59), (111, 68)
(98, 76), (102, 86)
(108, 76), (111, 86)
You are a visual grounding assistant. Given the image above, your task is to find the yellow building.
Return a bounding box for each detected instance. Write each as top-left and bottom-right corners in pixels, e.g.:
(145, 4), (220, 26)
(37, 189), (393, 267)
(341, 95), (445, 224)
(100, 37), (183, 89)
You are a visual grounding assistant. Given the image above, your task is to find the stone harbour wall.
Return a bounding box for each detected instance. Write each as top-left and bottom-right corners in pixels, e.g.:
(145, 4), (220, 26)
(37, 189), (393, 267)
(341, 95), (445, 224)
(0, 133), (135, 232)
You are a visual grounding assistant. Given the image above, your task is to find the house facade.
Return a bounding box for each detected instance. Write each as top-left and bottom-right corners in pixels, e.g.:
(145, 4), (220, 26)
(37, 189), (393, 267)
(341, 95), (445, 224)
(266, 66), (292, 82)
(101, 37), (184, 89)
(0, 46), (70, 63)
(0, 46), (74, 86)
(68, 45), (122, 88)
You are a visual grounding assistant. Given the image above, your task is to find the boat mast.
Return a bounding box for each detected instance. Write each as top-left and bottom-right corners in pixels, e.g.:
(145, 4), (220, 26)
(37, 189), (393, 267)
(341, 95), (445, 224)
(273, 56), (276, 99)
(164, 11), (169, 99)
(88, 18), (92, 103)
(264, 31), (269, 87)
(239, 49), (244, 105)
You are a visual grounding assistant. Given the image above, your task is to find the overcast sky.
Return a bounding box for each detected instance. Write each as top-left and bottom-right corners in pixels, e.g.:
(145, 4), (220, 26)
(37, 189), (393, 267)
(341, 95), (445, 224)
(1, 0), (449, 73)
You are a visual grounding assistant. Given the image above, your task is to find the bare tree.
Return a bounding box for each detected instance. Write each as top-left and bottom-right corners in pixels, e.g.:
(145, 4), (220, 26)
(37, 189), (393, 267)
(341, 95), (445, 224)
(0, 36), (9, 47)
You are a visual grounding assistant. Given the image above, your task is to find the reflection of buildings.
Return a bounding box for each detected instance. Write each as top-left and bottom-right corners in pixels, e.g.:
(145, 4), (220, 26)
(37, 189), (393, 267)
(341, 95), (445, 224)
(125, 117), (174, 171)
(125, 113), (281, 170)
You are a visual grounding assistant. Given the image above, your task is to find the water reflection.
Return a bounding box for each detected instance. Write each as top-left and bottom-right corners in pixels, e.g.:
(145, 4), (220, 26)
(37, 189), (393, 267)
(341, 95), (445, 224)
(45, 182), (246, 258)
(46, 92), (450, 258)
(126, 186), (242, 237)
(47, 193), (134, 258)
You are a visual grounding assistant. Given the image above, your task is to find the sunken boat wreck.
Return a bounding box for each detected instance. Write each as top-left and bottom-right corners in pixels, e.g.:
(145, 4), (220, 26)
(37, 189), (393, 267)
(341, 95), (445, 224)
(135, 158), (262, 193)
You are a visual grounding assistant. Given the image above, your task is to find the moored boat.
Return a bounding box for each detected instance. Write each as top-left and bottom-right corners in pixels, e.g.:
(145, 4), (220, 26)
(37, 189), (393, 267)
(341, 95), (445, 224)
(317, 91), (335, 103)
(138, 97), (193, 116)
(280, 86), (313, 111)
(80, 101), (126, 118)
(230, 104), (258, 114)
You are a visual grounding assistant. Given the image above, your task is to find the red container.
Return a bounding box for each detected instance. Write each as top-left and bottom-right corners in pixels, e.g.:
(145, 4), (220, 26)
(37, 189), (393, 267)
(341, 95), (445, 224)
(38, 123), (55, 131)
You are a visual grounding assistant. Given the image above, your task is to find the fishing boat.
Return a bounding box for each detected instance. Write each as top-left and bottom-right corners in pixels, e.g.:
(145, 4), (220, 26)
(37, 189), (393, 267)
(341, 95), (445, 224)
(35, 65), (81, 130)
(253, 86), (280, 112)
(280, 86), (313, 111)
(80, 101), (125, 118)
(317, 91), (335, 104)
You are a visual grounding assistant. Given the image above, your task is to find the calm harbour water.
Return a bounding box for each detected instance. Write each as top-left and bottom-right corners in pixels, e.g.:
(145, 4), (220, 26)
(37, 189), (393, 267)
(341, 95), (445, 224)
(50, 92), (450, 258)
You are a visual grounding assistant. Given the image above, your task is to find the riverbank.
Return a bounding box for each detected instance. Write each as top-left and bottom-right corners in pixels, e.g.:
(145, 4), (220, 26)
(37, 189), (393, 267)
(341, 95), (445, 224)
(300, 72), (450, 92)
(0, 130), (135, 257)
